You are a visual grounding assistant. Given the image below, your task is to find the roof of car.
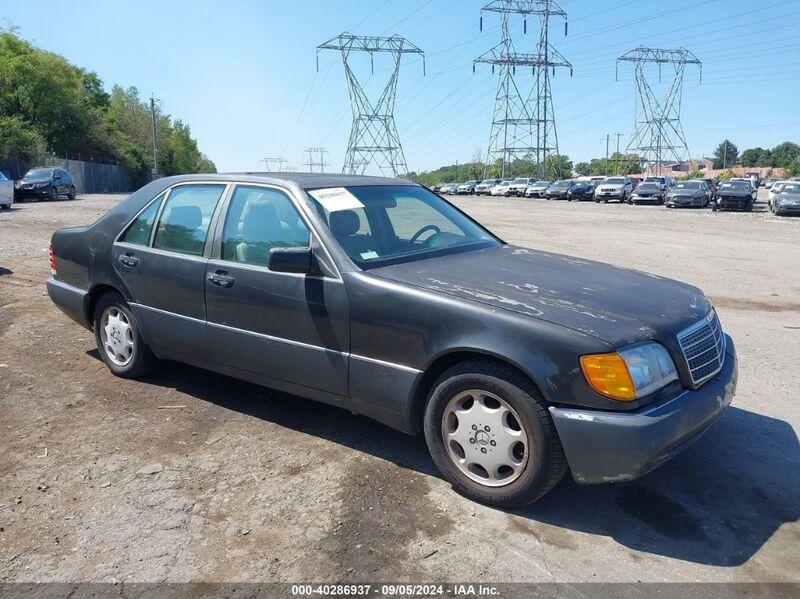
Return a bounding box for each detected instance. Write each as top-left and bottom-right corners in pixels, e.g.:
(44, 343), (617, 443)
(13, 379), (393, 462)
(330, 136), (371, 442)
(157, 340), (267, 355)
(219, 172), (413, 189)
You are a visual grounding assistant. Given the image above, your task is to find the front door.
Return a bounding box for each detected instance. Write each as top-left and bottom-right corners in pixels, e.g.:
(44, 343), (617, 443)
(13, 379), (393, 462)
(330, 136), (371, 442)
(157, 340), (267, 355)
(204, 184), (349, 396)
(113, 183), (227, 359)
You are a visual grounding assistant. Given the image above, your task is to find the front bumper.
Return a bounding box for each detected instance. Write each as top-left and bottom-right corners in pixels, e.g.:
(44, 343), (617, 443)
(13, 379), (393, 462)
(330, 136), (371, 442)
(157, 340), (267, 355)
(595, 191), (624, 200)
(631, 194), (661, 204)
(666, 196), (704, 207)
(550, 334), (737, 485)
(545, 192), (568, 199)
(773, 201), (800, 214)
(568, 191), (593, 200)
(15, 186), (52, 199)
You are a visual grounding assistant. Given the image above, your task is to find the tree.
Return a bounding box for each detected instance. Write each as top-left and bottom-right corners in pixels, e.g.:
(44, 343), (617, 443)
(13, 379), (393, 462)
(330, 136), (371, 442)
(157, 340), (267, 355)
(770, 142), (800, 169)
(713, 140), (738, 169)
(0, 115), (45, 161)
(574, 162), (590, 176)
(740, 147), (771, 167)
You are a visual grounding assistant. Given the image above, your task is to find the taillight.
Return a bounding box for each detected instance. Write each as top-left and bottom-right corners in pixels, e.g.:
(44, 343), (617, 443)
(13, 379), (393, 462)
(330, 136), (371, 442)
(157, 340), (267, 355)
(49, 244), (56, 275)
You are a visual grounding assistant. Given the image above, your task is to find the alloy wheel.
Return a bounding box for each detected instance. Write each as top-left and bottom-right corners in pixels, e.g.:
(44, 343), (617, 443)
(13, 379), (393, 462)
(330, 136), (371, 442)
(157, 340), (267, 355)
(100, 306), (135, 366)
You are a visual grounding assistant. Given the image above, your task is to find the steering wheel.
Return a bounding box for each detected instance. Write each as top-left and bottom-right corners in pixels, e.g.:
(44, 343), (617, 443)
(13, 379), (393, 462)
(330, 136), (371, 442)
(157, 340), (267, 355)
(409, 224), (441, 245)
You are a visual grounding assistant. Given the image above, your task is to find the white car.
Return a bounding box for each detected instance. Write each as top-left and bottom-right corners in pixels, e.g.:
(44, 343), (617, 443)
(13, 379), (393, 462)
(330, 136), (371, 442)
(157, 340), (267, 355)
(457, 180), (480, 195)
(525, 181), (551, 197)
(507, 177), (537, 197)
(0, 172), (13, 210)
(490, 181), (513, 196)
(593, 177), (634, 203)
(475, 179), (501, 195)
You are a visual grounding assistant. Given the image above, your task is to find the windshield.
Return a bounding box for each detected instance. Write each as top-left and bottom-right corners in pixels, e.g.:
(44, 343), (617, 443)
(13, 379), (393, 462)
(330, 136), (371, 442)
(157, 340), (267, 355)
(780, 184), (800, 194)
(480, 180), (496, 184)
(674, 181), (703, 190)
(24, 168), (53, 180)
(637, 183), (660, 191)
(604, 178), (624, 184)
(309, 185), (499, 268)
(644, 177), (664, 183)
(534, 182), (550, 187)
(552, 181), (570, 188)
(721, 181), (750, 191)
(513, 178), (528, 184)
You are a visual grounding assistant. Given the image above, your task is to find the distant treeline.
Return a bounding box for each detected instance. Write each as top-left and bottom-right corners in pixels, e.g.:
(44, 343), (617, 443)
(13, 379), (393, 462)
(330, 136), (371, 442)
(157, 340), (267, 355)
(0, 29), (215, 186)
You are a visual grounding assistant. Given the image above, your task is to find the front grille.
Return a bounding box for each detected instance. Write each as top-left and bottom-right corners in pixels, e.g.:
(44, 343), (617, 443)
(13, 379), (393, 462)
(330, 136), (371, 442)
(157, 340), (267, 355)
(677, 310), (726, 386)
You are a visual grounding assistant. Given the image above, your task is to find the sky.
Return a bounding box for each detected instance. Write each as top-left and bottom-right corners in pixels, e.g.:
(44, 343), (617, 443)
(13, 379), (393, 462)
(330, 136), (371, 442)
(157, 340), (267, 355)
(3, 0), (800, 174)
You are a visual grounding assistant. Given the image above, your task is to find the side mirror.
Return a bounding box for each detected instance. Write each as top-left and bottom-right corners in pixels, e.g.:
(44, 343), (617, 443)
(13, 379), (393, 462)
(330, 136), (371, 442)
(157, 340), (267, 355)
(268, 247), (313, 274)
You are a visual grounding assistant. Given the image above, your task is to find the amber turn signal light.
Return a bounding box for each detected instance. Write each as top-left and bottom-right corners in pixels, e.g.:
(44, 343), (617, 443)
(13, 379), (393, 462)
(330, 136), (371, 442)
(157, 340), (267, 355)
(580, 352), (636, 401)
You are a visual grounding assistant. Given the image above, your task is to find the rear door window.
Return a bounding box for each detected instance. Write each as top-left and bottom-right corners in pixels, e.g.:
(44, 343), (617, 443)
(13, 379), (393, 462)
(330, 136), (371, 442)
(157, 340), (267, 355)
(220, 185), (310, 266)
(120, 193), (165, 246)
(152, 184), (226, 256)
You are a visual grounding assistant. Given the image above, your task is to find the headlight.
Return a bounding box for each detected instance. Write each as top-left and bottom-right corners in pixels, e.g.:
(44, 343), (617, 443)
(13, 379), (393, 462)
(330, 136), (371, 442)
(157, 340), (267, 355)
(34, 182), (49, 188)
(580, 342), (678, 401)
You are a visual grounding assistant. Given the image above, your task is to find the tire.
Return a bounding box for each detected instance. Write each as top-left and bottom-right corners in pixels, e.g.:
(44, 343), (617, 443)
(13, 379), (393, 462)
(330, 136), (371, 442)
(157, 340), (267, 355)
(48, 187), (57, 201)
(423, 360), (567, 508)
(0, 204), (9, 210)
(68, 186), (76, 200)
(93, 292), (156, 378)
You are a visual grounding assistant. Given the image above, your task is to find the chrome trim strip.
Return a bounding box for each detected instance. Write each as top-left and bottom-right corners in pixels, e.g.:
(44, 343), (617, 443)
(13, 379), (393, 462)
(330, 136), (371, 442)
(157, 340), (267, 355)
(350, 353), (423, 374)
(129, 303), (421, 374)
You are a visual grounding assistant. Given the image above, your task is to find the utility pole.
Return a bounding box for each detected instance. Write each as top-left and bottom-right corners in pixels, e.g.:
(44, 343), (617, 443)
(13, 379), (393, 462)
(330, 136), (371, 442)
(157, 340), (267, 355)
(317, 33), (425, 177)
(304, 147), (330, 173)
(150, 94), (159, 180)
(617, 46), (701, 178)
(614, 132), (624, 174)
(259, 157), (288, 171)
(474, 0), (571, 179)
(605, 134), (610, 176)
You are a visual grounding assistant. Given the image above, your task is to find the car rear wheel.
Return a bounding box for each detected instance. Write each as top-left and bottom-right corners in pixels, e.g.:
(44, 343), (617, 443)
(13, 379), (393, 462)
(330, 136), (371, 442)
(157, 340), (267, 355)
(93, 292), (156, 378)
(424, 361), (567, 508)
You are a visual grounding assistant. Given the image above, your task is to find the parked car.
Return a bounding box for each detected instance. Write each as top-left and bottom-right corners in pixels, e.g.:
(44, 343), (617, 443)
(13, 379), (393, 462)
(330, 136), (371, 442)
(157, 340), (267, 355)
(457, 180), (480, 195)
(439, 183), (460, 195)
(770, 182), (800, 216)
(665, 180), (710, 208)
(761, 178), (778, 188)
(594, 177), (633, 203)
(46, 173), (737, 507)
(713, 180), (757, 212)
(507, 178), (537, 197)
(768, 180), (792, 206)
(490, 181), (514, 197)
(544, 180), (572, 200)
(743, 172), (760, 188)
(0, 172), (13, 210)
(525, 181), (551, 197)
(431, 184), (443, 193)
(14, 167), (76, 202)
(629, 182), (665, 205)
(566, 180), (596, 201)
(475, 179), (502, 195)
(643, 176), (674, 189)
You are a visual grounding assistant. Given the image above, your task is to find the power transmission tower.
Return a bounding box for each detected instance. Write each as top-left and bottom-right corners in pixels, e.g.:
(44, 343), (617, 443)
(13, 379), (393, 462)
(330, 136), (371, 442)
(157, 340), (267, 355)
(259, 157), (288, 171)
(317, 33), (425, 177)
(474, 0), (571, 179)
(617, 46), (702, 177)
(304, 147), (330, 173)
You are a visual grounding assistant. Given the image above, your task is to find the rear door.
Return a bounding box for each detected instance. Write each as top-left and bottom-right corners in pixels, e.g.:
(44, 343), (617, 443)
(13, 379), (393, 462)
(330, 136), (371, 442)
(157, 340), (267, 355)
(204, 183), (349, 396)
(112, 182), (228, 360)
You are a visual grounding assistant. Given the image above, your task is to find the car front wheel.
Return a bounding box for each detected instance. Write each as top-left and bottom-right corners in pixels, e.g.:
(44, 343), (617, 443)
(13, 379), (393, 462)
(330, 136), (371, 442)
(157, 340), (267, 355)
(424, 361), (567, 508)
(93, 292), (156, 378)
(68, 186), (76, 200)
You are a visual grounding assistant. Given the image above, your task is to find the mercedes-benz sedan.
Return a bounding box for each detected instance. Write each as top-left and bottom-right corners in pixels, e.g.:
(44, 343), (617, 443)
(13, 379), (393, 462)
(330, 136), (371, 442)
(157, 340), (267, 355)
(47, 173), (737, 507)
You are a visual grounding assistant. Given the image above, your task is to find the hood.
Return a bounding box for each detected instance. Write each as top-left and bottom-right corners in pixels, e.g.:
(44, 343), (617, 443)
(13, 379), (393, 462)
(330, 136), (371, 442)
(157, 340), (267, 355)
(669, 190), (703, 197)
(717, 189), (750, 197)
(371, 245), (709, 347)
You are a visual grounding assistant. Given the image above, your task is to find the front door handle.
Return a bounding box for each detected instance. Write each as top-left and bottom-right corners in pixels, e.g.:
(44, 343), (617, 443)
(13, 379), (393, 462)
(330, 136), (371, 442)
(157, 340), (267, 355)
(119, 252), (139, 268)
(207, 271), (235, 288)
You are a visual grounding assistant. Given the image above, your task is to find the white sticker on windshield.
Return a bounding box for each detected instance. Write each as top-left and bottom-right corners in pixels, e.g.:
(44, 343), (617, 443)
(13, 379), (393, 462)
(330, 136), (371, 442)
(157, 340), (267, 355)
(360, 251), (379, 260)
(307, 187), (364, 212)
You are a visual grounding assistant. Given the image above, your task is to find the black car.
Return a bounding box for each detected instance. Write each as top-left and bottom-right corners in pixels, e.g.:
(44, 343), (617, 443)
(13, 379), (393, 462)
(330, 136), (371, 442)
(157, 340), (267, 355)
(713, 180), (757, 212)
(665, 180), (709, 208)
(47, 173), (736, 507)
(770, 182), (800, 216)
(566, 180), (595, 201)
(629, 182), (665, 205)
(544, 180), (572, 200)
(14, 167), (76, 201)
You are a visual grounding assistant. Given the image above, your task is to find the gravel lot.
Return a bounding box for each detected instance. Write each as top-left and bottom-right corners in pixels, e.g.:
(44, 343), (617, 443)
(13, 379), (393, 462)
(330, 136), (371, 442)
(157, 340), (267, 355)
(0, 191), (798, 584)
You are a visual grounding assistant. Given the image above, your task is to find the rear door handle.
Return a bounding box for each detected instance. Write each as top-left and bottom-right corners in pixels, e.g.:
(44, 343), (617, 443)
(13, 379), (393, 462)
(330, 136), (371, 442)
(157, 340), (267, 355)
(207, 271), (235, 288)
(119, 253), (139, 268)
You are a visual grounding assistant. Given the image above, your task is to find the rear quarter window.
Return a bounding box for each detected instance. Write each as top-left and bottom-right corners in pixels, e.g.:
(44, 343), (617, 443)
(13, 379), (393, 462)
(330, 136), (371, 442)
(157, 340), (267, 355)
(119, 193), (165, 246)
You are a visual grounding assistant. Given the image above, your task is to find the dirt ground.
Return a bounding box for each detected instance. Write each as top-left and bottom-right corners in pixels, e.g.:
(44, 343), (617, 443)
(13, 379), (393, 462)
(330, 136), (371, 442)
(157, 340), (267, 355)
(0, 190), (798, 584)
